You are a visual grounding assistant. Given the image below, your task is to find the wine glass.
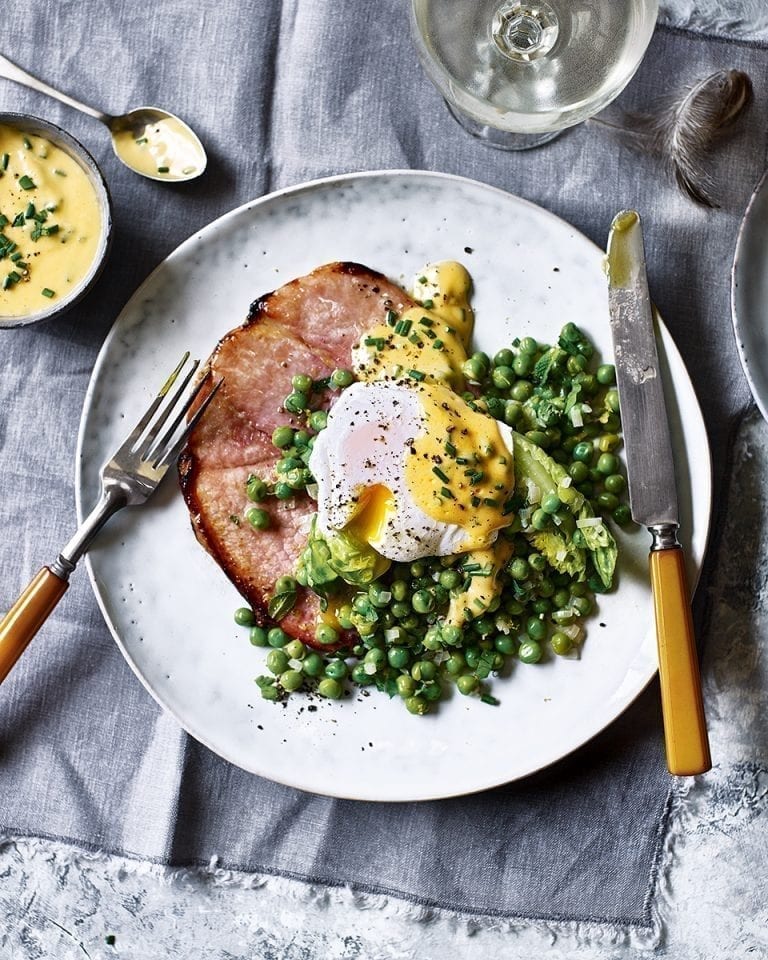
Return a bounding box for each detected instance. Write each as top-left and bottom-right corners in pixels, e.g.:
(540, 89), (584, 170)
(410, 0), (659, 150)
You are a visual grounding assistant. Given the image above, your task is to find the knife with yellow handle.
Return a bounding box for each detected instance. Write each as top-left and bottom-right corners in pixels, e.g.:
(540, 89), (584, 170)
(606, 210), (711, 776)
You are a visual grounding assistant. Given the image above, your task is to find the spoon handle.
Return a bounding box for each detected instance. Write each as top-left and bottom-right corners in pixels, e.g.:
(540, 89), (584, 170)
(0, 53), (111, 125)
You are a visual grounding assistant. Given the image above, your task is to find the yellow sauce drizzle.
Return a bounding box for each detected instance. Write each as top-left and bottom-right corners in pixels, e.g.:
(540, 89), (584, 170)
(112, 116), (204, 180)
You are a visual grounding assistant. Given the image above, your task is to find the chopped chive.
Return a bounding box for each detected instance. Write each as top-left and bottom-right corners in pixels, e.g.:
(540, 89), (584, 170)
(444, 440), (457, 457)
(407, 369), (426, 381)
(418, 275), (428, 284)
(30, 224), (42, 240)
(22, 137), (31, 150)
(394, 319), (412, 336)
(7, 271), (21, 283)
(422, 299), (434, 309)
(483, 498), (500, 508)
(471, 496), (481, 507)
(1, 154), (8, 170)
(10, 252), (21, 262)
(364, 336), (385, 349)
(456, 456), (469, 465)
(462, 563), (481, 572)
(42, 224), (59, 236)
(53, 168), (67, 176)
(15, 261), (27, 270)
(12, 212), (25, 227)
(41, 288), (55, 298)
(418, 317), (434, 327)
(2, 276), (11, 289)
(440, 486), (455, 500)
(465, 470), (485, 484)
(385, 309), (397, 326)
(157, 166), (170, 173)
(24, 202), (35, 219)
(4, 241), (16, 253)
(432, 466), (450, 483)
(424, 328), (437, 339)
(135, 137), (148, 145)
(0, 214), (7, 228)
(502, 500), (516, 515)
(18, 175), (35, 190)
(481, 694), (500, 706)
(408, 333), (423, 346)
(432, 339), (444, 350)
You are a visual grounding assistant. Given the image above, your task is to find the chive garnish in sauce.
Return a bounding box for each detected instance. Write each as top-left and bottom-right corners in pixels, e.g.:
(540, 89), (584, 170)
(18, 175), (35, 190)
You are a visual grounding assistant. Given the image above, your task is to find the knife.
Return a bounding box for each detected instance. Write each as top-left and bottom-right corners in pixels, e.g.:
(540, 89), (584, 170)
(606, 210), (711, 776)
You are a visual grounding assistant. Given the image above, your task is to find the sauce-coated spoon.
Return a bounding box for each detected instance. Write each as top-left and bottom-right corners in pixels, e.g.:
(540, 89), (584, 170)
(0, 53), (206, 182)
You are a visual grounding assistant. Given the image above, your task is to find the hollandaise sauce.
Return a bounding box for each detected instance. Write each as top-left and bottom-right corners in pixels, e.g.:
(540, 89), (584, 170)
(0, 124), (103, 317)
(112, 116), (205, 181)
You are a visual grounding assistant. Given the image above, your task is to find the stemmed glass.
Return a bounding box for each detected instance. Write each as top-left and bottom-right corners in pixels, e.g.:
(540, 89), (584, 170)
(410, 0), (659, 150)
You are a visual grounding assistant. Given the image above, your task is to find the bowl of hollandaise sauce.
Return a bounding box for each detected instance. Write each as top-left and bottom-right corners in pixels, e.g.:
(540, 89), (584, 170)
(0, 113), (112, 328)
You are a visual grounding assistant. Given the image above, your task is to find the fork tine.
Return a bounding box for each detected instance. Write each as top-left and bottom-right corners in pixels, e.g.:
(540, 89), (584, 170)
(153, 377), (224, 470)
(114, 352), (191, 456)
(134, 358), (200, 459)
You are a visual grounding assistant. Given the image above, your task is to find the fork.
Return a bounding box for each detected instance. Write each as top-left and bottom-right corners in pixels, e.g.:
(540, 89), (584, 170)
(0, 353), (221, 684)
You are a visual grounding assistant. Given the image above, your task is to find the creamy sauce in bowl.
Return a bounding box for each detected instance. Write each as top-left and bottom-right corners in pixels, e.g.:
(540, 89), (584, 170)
(0, 119), (110, 324)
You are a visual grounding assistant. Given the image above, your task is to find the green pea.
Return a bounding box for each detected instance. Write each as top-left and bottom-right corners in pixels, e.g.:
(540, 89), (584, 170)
(613, 503), (632, 526)
(568, 461), (589, 483)
(391, 601), (410, 619)
(552, 608), (575, 625)
(494, 634), (516, 655)
(605, 389), (620, 413)
(445, 652), (466, 675)
(462, 353), (489, 382)
(572, 441), (593, 463)
(503, 399), (523, 426)
(541, 492), (561, 515)
(509, 558), (530, 581)
(464, 646), (481, 669)
(331, 368), (354, 388)
(245, 507), (270, 530)
(315, 623), (339, 646)
(318, 678), (343, 699)
(290, 373), (312, 393)
(390, 579), (409, 602)
(336, 605), (354, 630)
(518, 639), (542, 664)
(277, 669), (301, 692)
(526, 617), (547, 641)
(268, 627), (287, 647)
(529, 552), (547, 573)
(412, 590), (435, 614)
(597, 492), (619, 512)
(368, 584), (391, 609)
(283, 639), (305, 660)
(246, 476), (269, 501)
(456, 674), (479, 696)
(272, 425), (295, 449)
(578, 374), (598, 396)
(494, 348), (514, 366)
(531, 509), (550, 531)
(364, 648), (386, 669)
(520, 336), (538, 355)
(405, 695), (428, 715)
(387, 647), (411, 669)
(422, 680), (443, 702)
(309, 410), (328, 432)
(596, 364), (616, 385)
(248, 626), (268, 647)
(234, 607), (255, 627)
(512, 353), (533, 377)
(273, 482), (293, 500)
(596, 453), (619, 476)
(436, 569), (459, 590)
(274, 575), (297, 596)
(511, 380), (533, 401)
(302, 652), (325, 677)
(551, 632), (573, 655)
(492, 365), (515, 390)
(412, 660), (437, 682)
(552, 589), (571, 609)
(474, 615), (495, 636)
(526, 430), (549, 449)
(324, 659), (348, 680)
(396, 674), (416, 698)
(605, 473), (626, 494)
(573, 595), (592, 616)
(266, 649), (289, 674)
(293, 429), (311, 448)
(567, 354), (587, 375)
(283, 390), (308, 414)
(441, 624), (462, 645)
(410, 561), (427, 578)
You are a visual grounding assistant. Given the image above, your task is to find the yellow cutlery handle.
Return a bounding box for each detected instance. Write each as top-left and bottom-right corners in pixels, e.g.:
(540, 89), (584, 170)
(650, 547), (711, 775)
(0, 567), (68, 684)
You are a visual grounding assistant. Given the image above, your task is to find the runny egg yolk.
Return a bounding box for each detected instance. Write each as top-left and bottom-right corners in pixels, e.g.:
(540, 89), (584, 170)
(345, 484), (396, 545)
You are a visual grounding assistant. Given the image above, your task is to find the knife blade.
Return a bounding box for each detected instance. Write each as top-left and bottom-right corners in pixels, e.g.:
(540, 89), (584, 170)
(606, 210), (711, 776)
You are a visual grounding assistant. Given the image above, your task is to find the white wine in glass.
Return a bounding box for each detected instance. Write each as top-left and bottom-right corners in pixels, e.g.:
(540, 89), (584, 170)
(410, 0), (659, 150)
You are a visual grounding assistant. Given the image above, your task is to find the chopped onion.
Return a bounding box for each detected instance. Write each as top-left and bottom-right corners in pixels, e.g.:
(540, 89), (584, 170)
(364, 662), (377, 675)
(525, 480), (541, 504)
(569, 405), (584, 428)
(576, 516), (603, 528)
(288, 658), (303, 671)
(306, 483), (318, 500)
(384, 627), (400, 643)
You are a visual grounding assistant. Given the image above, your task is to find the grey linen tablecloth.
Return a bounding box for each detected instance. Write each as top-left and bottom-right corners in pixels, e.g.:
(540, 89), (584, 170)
(0, 0), (766, 930)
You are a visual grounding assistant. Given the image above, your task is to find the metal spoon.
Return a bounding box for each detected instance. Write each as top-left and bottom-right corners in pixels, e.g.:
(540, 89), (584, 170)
(0, 53), (206, 182)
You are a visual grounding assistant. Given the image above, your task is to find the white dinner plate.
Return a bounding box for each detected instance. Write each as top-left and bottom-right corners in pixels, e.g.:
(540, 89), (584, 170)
(78, 171), (711, 801)
(732, 168), (768, 423)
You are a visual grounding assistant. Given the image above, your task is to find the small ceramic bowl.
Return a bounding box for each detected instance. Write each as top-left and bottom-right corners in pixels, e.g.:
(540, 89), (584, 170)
(0, 112), (112, 329)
